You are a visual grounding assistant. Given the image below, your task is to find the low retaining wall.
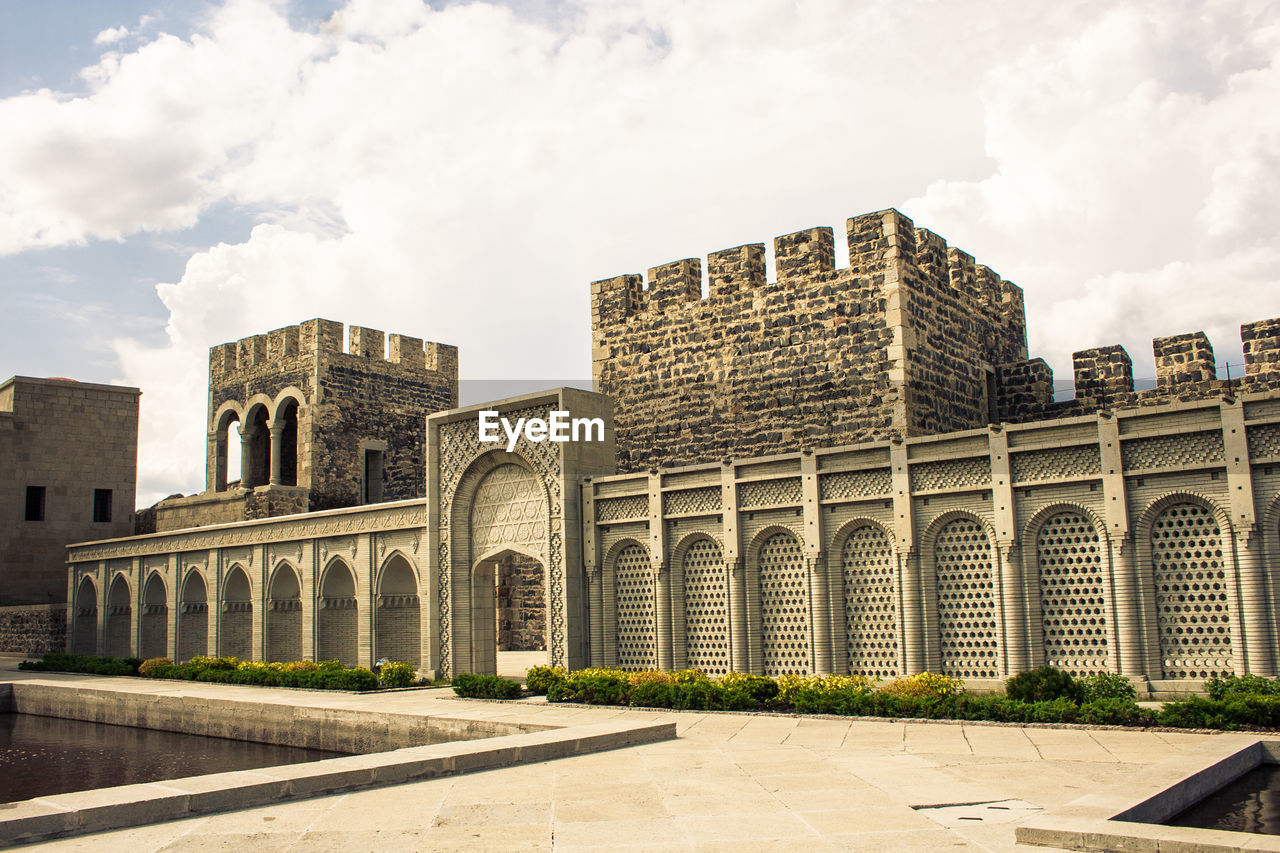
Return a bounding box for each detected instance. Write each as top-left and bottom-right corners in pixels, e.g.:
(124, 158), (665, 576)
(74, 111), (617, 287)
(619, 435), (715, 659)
(0, 681), (677, 846)
(5, 682), (550, 753)
(0, 605), (66, 656)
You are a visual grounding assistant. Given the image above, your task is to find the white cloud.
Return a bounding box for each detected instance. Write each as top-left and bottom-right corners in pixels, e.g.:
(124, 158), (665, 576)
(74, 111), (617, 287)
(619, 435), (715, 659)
(1, 0), (1278, 503)
(94, 26), (130, 46)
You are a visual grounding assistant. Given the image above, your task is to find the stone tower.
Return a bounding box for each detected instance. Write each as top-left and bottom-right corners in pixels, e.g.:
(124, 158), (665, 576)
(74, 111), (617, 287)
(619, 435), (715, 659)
(149, 318), (457, 531)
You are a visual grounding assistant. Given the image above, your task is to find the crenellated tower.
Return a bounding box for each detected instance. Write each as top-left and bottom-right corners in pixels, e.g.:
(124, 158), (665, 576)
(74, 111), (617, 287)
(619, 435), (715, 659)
(591, 208), (1029, 471)
(149, 319), (457, 531)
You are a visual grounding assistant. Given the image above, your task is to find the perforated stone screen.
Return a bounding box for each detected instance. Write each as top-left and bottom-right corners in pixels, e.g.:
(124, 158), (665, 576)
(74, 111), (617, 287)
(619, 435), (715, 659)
(614, 544), (655, 670)
(682, 538), (728, 675)
(840, 525), (898, 677)
(1036, 511), (1108, 674)
(758, 532), (810, 676)
(1151, 503), (1232, 679)
(934, 518), (999, 678)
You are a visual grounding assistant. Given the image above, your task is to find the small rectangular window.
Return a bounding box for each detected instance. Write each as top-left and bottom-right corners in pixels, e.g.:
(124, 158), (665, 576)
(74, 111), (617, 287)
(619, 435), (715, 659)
(25, 486), (45, 522)
(93, 489), (113, 523)
(363, 449), (384, 504)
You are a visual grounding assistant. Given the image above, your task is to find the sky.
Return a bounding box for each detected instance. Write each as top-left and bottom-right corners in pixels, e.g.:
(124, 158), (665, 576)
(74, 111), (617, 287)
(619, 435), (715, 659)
(1, 0), (1278, 508)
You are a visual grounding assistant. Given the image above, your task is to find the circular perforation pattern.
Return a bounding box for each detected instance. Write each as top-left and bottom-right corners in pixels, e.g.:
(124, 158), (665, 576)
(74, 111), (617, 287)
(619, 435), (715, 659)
(841, 525), (898, 677)
(682, 538), (728, 675)
(1037, 512), (1108, 674)
(1151, 503), (1232, 679)
(614, 544), (655, 670)
(934, 518), (999, 679)
(759, 532), (809, 676)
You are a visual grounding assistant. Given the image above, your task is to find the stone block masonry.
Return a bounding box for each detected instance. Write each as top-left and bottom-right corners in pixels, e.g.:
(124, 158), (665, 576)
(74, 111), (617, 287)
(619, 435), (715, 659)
(592, 209), (1028, 473)
(151, 318), (458, 531)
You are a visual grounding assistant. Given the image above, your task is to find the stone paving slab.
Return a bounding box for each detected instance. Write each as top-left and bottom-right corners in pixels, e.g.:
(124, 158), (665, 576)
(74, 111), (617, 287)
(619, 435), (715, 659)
(0, 664), (1239, 851)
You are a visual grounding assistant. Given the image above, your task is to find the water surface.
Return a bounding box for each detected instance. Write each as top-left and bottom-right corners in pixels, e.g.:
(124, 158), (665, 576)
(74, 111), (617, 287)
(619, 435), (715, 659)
(1168, 762), (1280, 836)
(0, 713), (345, 804)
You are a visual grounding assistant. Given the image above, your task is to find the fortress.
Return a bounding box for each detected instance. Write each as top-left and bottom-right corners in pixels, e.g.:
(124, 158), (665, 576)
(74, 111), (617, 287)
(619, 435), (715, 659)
(60, 208), (1280, 694)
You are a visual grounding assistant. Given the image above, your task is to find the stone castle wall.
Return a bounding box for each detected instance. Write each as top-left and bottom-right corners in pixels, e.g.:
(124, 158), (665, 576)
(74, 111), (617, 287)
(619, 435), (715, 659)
(998, 322), (1280, 423)
(592, 209), (1027, 472)
(582, 391), (1280, 689)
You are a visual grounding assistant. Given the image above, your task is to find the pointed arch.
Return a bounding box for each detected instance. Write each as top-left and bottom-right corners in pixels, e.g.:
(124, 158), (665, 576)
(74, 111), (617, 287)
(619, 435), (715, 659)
(72, 575), (98, 655)
(105, 573), (132, 658)
(318, 557), (358, 666)
(220, 563), (253, 660)
(140, 572), (169, 660)
(376, 552), (421, 667)
(266, 561), (302, 662)
(179, 569), (209, 662)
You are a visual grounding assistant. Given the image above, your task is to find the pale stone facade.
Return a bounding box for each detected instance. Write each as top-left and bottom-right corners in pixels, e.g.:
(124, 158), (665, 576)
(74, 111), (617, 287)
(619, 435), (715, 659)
(61, 208), (1280, 691)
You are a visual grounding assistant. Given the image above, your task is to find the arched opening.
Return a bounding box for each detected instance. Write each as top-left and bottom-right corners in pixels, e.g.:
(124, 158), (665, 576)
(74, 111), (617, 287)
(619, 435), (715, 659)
(612, 543), (654, 671)
(1036, 510), (1108, 674)
(1151, 501), (1232, 679)
(220, 566), (253, 659)
(214, 409), (241, 491)
(376, 554), (420, 668)
(934, 516), (999, 678)
(72, 576), (98, 655)
(244, 404), (270, 489)
(840, 524), (898, 678)
(266, 563), (302, 662)
(277, 398), (299, 486)
(140, 573), (168, 659)
(470, 548), (546, 677)
(179, 572), (209, 662)
(106, 575), (132, 658)
(679, 537), (728, 675)
(318, 560), (358, 667)
(757, 531), (809, 677)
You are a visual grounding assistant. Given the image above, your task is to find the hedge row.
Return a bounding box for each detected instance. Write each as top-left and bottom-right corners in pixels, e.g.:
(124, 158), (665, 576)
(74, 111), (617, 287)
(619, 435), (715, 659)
(18, 652), (140, 676)
(451, 672), (523, 699)
(19, 653), (420, 692)
(520, 665), (1280, 731)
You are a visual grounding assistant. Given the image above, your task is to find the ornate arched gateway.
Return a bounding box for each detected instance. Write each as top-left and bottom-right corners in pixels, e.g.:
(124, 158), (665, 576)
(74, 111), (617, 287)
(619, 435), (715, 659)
(427, 389), (615, 677)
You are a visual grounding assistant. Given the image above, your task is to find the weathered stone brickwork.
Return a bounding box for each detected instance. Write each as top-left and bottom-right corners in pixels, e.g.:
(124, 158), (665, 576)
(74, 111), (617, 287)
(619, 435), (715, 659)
(497, 553), (545, 651)
(592, 209), (1027, 472)
(0, 604), (67, 655)
(151, 319), (457, 531)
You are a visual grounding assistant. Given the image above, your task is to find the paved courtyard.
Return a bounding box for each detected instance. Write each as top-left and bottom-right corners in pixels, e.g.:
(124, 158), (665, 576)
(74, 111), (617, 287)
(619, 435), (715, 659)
(0, 660), (1217, 852)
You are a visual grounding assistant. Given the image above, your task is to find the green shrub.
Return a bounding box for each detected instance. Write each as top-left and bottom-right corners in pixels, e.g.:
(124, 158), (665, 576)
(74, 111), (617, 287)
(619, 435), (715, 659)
(1078, 698), (1147, 726)
(1205, 674), (1280, 701)
(19, 653), (141, 676)
(1079, 672), (1138, 703)
(879, 672), (963, 700)
(452, 673), (523, 700)
(629, 680), (677, 708)
(548, 668), (632, 705)
(1157, 696), (1244, 730)
(525, 665), (567, 695)
(721, 672), (779, 705)
(378, 661), (416, 689)
(138, 657), (172, 677)
(1005, 667), (1081, 703)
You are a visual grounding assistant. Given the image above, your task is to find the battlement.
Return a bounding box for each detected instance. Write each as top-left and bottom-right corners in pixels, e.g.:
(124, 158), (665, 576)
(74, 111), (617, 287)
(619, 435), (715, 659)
(997, 319), (1280, 422)
(592, 208), (1029, 472)
(209, 318), (458, 380)
(592, 209), (1024, 327)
